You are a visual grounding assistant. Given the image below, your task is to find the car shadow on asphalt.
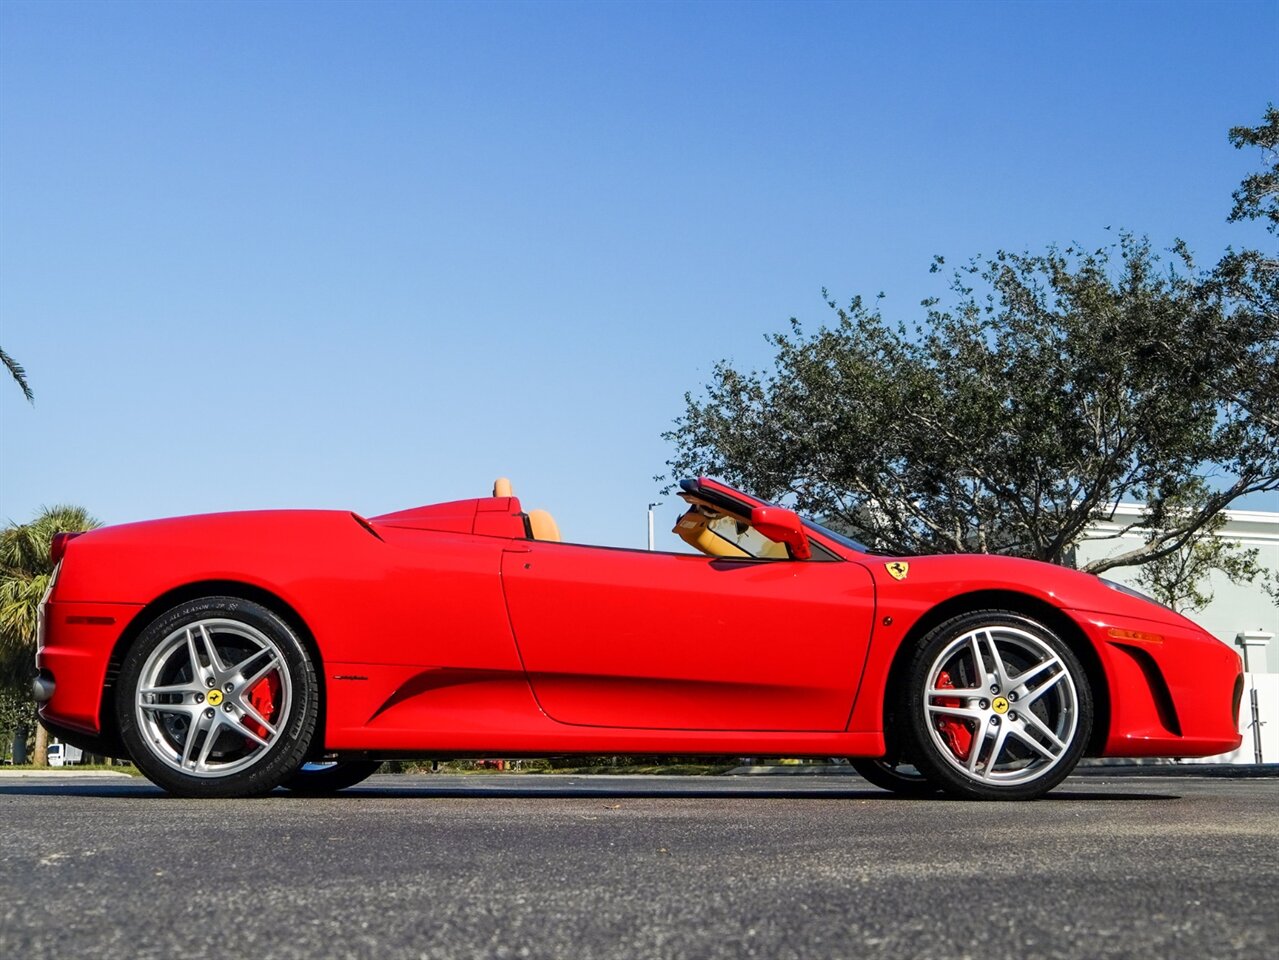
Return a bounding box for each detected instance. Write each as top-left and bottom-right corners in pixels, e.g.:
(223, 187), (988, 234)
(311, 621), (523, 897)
(0, 779), (1181, 802)
(342, 784), (1181, 802)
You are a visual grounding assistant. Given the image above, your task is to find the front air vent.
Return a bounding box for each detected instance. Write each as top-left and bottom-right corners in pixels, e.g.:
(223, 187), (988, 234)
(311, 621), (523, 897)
(1113, 643), (1182, 737)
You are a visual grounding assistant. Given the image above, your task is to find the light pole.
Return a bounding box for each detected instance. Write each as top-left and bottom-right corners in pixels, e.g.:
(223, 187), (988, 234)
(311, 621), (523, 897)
(647, 502), (661, 551)
(1236, 630), (1273, 764)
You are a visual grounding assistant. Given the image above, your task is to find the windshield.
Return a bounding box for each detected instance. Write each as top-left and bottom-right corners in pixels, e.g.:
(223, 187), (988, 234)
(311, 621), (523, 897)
(678, 477), (870, 556)
(802, 519), (868, 553)
(704, 514), (791, 559)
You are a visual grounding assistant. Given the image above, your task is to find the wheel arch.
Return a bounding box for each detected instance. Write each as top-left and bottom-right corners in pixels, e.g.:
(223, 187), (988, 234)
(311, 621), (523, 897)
(884, 589), (1110, 755)
(99, 579), (328, 757)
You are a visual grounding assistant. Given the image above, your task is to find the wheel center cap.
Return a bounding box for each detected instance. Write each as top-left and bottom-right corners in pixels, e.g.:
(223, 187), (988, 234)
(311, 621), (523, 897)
(991, 696), (1009, 715)
(206, 689), (224, 706)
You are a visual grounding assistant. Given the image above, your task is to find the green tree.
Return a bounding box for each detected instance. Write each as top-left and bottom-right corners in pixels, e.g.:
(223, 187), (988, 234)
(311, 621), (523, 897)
(665, 109), (1279, 578)
(1, 347), (33, 403)
(1228, 103), (1278, 235)
(0, 505), (100, 765)
(0, 683), (31, 763)
(1211, 104), (1278, 453)
(1132, 496), (1265, 614)
(665, 238), (1276, 572)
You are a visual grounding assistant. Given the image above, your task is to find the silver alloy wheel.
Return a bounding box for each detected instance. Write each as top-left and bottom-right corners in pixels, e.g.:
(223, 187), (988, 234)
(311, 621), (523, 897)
(134, 618), (293, 778)
(923, 624), (1079, 786)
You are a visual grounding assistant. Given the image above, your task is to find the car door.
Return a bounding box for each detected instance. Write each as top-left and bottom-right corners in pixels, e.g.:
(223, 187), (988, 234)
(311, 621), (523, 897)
(500, 542), (876, 731)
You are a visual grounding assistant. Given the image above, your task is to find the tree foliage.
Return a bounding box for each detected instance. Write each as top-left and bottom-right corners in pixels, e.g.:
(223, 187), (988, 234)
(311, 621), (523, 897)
(0, 506), (100, 690)
(0, 682), (33, 762)
(665, 109), (1279, 577)
(1228, 103), (1278, 234)
(0, 506), (100, 766)
(1211, 104), (1279, 455)
(1132, 504), (1264, 614)
(1, 346), (33, 403)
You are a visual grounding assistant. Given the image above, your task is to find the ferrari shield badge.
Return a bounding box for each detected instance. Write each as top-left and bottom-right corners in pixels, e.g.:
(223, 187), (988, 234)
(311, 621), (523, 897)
(885, 561), (909, 581)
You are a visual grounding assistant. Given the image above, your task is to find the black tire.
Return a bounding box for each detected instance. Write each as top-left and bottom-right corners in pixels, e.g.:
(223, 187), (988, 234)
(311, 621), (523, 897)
(899, 610), (1092, 801)
(116, 596), (319, 798)
(850, 757), (940, 797)
(280, 761), (381, 795)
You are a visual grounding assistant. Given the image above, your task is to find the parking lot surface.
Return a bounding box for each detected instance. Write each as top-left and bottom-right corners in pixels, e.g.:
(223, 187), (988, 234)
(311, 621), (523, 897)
(1, 773), (1275, 960)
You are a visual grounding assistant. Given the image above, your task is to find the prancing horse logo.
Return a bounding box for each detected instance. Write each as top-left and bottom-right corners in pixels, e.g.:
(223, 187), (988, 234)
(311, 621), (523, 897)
(885, 561), (910, 581)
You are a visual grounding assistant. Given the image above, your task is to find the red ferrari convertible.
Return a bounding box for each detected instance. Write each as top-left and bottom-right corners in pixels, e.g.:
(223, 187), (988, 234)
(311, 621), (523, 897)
(34, 476), (1242, 799)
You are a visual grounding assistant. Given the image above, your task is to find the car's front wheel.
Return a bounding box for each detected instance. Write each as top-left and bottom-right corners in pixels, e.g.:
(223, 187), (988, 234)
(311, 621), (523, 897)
(116, 596), (319, 798)
(899, 610), (1092, 800)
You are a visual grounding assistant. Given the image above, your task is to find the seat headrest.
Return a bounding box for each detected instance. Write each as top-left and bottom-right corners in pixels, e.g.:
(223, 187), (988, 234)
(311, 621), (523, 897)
(527, 509), (561, 542)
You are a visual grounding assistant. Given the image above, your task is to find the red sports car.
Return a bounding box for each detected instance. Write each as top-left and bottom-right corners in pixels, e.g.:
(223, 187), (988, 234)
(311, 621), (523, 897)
(34, 476), (1243, 799)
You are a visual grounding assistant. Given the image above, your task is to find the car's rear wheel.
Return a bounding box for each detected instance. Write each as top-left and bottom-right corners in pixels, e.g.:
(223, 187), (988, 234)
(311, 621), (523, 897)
(850, 757), (939, 797)
(280, 760), (381, 794)
(899, 610), (1092, 800)
(116, 597), (319, 798)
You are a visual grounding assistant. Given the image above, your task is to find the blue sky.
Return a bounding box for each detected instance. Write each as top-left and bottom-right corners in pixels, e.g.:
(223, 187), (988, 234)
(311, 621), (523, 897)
(1, 0), (1276, 548)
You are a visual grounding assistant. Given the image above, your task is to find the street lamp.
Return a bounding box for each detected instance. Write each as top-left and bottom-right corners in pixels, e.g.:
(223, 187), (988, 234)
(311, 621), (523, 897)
(647, 502), (662, 551)
(1235, 630), (1273, 764)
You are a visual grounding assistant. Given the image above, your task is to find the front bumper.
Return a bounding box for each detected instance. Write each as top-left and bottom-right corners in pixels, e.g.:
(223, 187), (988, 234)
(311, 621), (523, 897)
(1067, 609), (1244, 758)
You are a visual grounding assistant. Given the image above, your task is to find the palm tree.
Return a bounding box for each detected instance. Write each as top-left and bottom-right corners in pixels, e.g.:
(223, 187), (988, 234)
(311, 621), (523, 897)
(0, 505), (100, 765)
(1, 347), (34, 403)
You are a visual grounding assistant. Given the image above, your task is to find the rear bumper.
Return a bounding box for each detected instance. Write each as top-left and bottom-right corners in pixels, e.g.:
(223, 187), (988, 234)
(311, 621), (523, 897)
(36, 601), (143, 737)
(1066, 609), (1244, 758)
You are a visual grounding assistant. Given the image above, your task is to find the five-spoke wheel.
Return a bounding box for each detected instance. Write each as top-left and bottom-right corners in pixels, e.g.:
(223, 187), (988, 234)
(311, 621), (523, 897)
(899, 610), (1092, 800)
(117, 597), (319, 797)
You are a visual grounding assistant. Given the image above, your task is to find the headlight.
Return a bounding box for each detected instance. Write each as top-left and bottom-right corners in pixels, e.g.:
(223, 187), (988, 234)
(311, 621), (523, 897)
(1101, 578), (1171, 610)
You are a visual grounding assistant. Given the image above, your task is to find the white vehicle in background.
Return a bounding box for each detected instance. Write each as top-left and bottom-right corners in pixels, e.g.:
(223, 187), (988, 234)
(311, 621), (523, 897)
(47, 742), (83, 767)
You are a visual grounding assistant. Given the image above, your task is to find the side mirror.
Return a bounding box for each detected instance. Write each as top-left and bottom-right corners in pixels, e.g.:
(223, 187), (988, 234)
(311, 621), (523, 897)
(749, 506), (812, 560)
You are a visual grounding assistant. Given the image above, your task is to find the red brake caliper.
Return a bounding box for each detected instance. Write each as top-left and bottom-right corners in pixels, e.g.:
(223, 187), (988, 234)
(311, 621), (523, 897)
(935, 670), (973, 760)
(244, 672), (280, 745)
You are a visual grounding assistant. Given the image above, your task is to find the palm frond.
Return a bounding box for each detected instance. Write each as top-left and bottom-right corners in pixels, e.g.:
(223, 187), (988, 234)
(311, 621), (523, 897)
(0, 346), (34, 403)
(0, 505), (101, 655)
(0, 574), (46, 648)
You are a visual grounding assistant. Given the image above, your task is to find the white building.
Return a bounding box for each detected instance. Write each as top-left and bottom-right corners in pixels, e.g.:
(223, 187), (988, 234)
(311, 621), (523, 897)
(1075, 505), (1279, 762)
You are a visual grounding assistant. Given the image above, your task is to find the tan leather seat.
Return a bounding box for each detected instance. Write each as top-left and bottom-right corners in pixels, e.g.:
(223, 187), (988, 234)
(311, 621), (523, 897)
(492, 477), (561, 542)
(673, 509), (748, 557)
(527, 509), (561, 542)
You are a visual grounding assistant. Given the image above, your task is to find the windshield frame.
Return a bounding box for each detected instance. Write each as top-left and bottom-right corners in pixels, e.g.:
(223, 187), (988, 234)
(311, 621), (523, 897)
(801, 518), (868, 554)
(679, 477), (869, 558)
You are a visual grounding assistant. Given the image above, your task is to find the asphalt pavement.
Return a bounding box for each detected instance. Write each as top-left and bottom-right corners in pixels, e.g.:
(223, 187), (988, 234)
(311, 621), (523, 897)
(1, 772), (1275, 960)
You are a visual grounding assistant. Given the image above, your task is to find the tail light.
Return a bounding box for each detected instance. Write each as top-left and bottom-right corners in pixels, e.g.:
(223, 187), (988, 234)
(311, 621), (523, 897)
(50, 532), (83, 565)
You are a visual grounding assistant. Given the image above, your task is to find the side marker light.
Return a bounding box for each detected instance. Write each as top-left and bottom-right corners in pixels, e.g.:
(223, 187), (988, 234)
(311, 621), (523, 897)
(1106, 628), (1164, 645)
